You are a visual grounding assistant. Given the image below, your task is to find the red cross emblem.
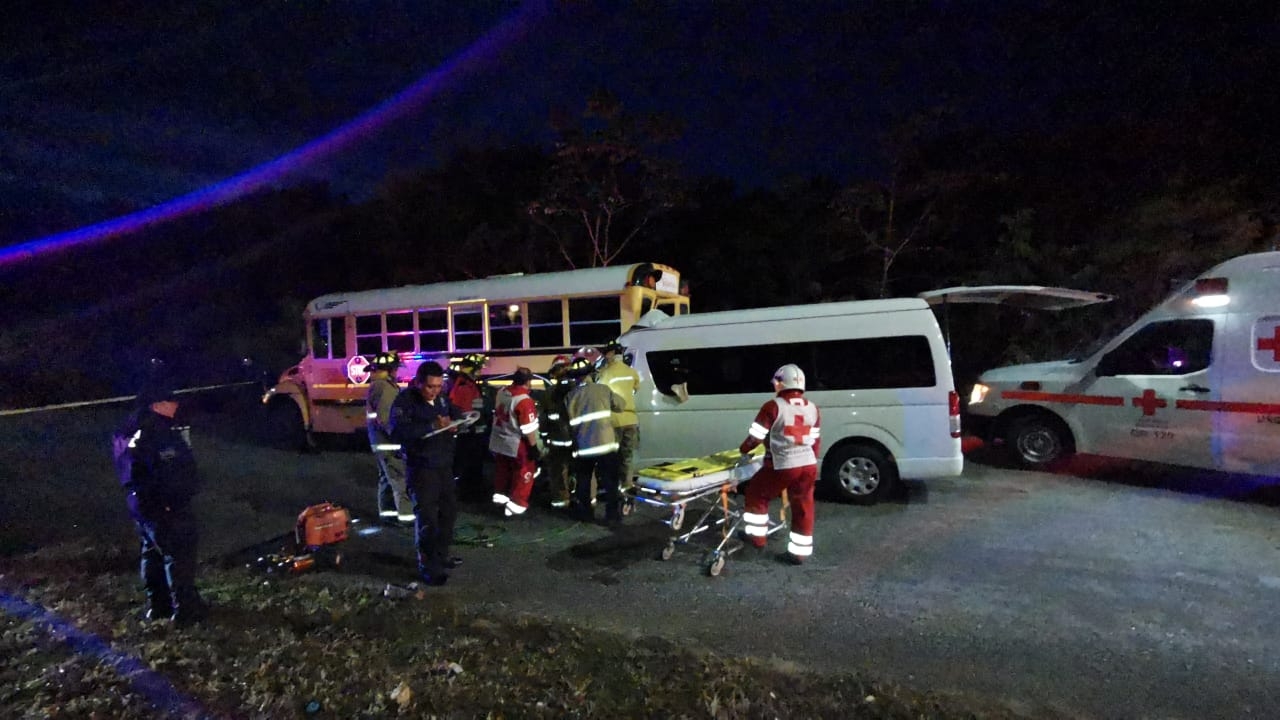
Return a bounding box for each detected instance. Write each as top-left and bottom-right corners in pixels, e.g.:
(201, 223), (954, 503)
(1131, 389), (1167, 416)
(1258, 325), (1280, 362)
(782, 414), (812, 445)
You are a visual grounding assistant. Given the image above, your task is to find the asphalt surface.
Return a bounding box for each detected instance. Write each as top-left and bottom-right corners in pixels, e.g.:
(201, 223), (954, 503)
(3, 392), (1279, 718)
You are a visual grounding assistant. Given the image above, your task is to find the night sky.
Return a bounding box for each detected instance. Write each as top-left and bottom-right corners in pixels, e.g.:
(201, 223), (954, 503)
(3, 1), (1275, 249)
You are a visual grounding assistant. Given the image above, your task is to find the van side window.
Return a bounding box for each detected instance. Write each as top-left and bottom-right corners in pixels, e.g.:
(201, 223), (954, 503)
(647, 336), (936, 396)
(1102, 319), (1213, 375)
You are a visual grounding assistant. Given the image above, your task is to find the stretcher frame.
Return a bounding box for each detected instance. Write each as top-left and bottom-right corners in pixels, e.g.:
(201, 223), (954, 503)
(626, 454), (789, 576)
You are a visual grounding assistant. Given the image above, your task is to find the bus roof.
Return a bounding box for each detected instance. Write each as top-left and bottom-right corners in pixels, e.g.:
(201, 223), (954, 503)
(307, 263), (676, 316)
(626, 297), (927, 332)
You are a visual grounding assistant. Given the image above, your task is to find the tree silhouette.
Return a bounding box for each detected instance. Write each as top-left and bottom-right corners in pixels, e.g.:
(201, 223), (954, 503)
(527, 90), (684, 268)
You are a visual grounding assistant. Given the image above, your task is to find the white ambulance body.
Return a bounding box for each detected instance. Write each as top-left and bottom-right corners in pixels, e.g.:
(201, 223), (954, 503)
(618, 298), (964, 504)
(967, 251), (1280, 477)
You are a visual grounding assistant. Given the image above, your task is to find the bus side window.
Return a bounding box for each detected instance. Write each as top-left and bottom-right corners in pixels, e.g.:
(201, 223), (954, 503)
(418, 308), (449, 352)
(355, 314), (382, 355)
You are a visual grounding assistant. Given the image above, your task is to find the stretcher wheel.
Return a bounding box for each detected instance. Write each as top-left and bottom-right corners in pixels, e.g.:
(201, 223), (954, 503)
(621, 497), (635, 516)
(660, 542), (676, 561)
(669, 504), (685, 531)
(705, 552), (726, 577)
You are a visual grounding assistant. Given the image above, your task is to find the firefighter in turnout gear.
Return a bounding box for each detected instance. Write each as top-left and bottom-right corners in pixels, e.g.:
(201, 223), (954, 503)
(390, 361), (466, 586)
(596, 339), (641, 491)
(366, 352), (413, 525)
(112, 373), (209, 625)
(489, 367), (543, 517)
(565, 355), (625, 525)
(448, 353), (490, 502)
(738, 363), (821, 564)
(539, 355), (575, 508)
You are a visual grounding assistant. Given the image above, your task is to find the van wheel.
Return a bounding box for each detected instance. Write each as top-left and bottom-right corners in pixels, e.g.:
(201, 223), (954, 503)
(823, 443), (898, 505)
(264, 398), (308, 451)
(1004, 414), (1072, 468)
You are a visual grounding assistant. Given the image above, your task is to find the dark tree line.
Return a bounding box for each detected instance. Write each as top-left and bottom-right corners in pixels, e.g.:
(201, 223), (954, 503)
(2, 86), (1278, 407)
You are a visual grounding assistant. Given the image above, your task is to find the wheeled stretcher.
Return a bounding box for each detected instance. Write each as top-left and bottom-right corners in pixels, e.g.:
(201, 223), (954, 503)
(626, 446), (788, 576)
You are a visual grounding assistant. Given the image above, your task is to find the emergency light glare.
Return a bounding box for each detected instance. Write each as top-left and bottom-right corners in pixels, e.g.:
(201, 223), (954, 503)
(1191, 294), (1230, 308)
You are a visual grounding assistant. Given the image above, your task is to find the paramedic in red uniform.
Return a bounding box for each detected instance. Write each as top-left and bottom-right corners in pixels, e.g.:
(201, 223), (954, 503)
(489, 367), (543, 517)
(738, 364), (822, 564)
(390, 361), (465, 586)
(448, 353), (490, 502)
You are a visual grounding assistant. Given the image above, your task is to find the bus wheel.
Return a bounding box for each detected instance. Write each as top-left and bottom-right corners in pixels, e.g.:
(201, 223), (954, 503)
(823, 443), (898, 505)
(1004, 413), (1073, 469)
(264, 398), (307, 451)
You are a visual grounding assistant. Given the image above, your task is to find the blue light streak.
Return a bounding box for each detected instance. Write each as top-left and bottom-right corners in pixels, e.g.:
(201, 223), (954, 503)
(0, 2), (550, 269)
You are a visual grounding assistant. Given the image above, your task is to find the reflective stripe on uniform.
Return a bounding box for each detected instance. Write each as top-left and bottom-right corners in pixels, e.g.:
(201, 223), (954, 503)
(787, 532), (813, 557)
(504, 501), (527, 516)
(492, 493), (510, 505)
(379, 510), (398, 518)
(372, 443), (401, 452)
(569, 409), (611, 426)
(549, 439), (574, 447)
(519, 420), (539, 434)
(743, 511), (769, 537)
(573, 442), (619, 457)
(366, 412), (378, 419)
(546, 412), (561, 420)
(748, 423), (768, 440)
(397, 513), (416, 522)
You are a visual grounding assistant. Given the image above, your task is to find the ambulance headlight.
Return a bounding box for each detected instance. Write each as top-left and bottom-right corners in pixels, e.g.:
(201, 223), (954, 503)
(969, 383), (990, 405)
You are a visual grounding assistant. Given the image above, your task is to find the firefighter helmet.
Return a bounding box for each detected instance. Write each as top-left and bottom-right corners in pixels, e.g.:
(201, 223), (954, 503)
(601, 339), (625, 356)
(574, 346), (602, 369)
(369, 352), (401, 370)
(772, 364), (805, 391)
(549, 354), (572, 373)
(450, 353), (488, 376)
(567, 356), (597, 378)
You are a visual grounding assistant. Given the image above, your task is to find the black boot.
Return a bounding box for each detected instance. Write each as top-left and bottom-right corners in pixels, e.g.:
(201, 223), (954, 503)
(171, 589), (209, 627)
(143, 593), (173, 622)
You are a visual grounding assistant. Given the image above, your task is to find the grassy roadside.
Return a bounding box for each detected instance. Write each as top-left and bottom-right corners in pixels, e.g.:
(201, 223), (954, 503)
(1, 545), (1041, 719)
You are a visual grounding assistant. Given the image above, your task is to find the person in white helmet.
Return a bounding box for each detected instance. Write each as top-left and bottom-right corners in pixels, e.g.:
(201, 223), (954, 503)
(737, 363), (822, 564)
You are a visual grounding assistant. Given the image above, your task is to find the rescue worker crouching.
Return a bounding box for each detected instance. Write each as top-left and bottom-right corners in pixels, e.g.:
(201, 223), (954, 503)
(366, 352), (414, 526)
(112, 374), (209, 625)
(448, 353), (490, 503)
(389, 361), (466, 586)
(596, 339), (641, 492)
(538, 355), (576, 508)
(565, 354), (625, 526)
(737, 364), (822, 565)
(489, 366), (544, 517)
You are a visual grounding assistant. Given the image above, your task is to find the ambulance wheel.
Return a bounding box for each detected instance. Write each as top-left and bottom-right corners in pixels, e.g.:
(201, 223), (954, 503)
(705, 552), (726, 577)
(1005, 413), (1073, 469)
(660, 542), (676, 561)
(823, 443), (897, 505)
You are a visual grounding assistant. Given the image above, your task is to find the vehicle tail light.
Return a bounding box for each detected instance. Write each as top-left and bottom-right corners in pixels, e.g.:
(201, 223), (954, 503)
(948, 390), (962, 438)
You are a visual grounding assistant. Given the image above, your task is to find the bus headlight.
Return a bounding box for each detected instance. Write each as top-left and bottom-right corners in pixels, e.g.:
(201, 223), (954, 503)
(969, 383), (990, 405)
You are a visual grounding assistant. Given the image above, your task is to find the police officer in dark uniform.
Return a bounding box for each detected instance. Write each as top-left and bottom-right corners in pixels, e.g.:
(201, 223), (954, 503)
(111, 374), (208, 625)
(389, 361), (466, 586)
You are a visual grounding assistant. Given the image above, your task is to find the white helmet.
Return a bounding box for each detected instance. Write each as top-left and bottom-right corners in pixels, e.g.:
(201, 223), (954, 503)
(772, 364), (805, 391)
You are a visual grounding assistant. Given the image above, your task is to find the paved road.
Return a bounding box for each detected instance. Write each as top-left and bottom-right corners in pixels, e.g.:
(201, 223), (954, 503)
(4, 398), (1279, 718)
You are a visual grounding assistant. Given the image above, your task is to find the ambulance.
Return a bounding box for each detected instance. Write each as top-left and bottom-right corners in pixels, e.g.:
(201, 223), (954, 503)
(964, 251), (1280, 477)
(619, 298), (964, 504)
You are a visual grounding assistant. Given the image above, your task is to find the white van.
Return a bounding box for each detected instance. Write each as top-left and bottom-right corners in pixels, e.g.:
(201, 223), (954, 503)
(966, 251), (1280, 477)
(619, 298), (964, 504)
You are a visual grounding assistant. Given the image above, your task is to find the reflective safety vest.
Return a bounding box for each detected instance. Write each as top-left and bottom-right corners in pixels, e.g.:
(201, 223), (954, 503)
(489, 386), (538, 458)
(747, 396), (820, 470)
(596, 356), (640, 427)
(566, 381), (620, 457)
(366, 373), (402, 452)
